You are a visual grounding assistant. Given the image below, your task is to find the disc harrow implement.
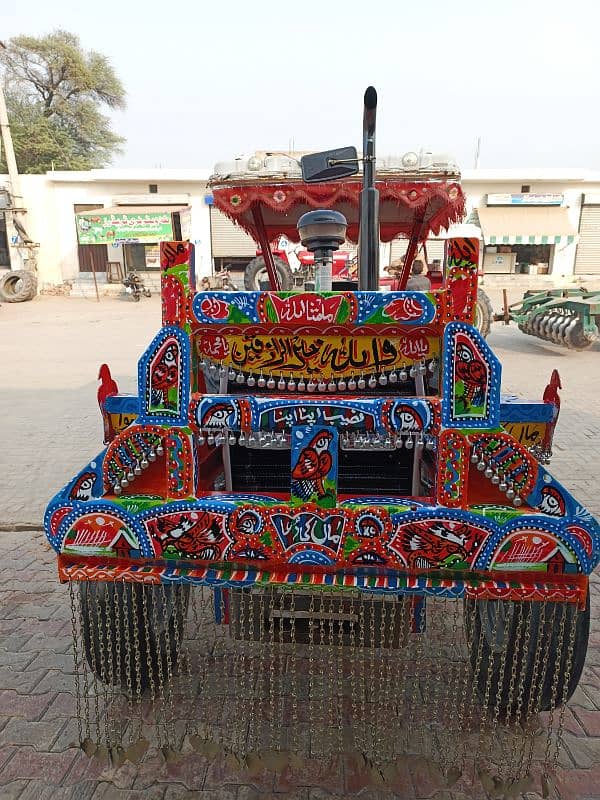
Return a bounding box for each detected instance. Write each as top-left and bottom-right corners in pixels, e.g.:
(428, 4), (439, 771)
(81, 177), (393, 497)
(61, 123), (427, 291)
(501, 289), (600, 350)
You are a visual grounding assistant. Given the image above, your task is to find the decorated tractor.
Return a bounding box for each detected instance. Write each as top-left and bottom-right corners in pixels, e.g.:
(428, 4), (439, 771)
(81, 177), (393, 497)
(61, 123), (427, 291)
(45, 88), (598, 795)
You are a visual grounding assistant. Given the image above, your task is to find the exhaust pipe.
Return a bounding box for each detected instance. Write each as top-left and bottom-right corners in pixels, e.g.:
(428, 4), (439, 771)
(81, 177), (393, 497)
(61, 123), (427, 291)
(358, 86), (379, 291)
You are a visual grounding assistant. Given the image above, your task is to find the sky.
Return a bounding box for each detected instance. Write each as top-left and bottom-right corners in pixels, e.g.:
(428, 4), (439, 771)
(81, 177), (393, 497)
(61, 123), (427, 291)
(3, 0), (600, 171)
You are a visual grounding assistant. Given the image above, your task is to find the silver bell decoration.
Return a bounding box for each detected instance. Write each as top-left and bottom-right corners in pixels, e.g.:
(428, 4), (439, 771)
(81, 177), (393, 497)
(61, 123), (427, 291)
(327, 379), (336, 392)
(399, 369), (408, 382)
(298, 378), (306, 392)
(338, 378), (347, 391)
(156, 444), (164, 456)
(134, 462), (142, 476)
(389, 371), (398, 384)
(267, 376), (276, 390)
(287, 378), (296, 391)
(348, 377), (357, 391)
(236, 372), (245, 384)
(358, 377), (366, 390)
(368, 375), (377, 389)
(258, 374), (266, 389)
(379, 373), (388, 386)
(247, 375), (256, 387)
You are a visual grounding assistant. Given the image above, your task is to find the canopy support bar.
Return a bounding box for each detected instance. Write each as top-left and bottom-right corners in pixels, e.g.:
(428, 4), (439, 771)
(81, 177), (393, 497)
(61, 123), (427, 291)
(251, 205), (281, 291)
(397, 215), (425, 290)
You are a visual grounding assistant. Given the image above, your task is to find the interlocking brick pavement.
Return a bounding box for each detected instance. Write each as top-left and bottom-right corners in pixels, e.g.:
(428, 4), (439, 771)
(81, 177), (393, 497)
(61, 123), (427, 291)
(0, 295), (599, 798)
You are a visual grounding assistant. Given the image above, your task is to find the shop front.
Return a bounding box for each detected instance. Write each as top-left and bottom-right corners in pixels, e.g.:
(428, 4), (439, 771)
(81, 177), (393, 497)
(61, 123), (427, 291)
(75, 205), (191, 276)
(476, 194), (577, 276)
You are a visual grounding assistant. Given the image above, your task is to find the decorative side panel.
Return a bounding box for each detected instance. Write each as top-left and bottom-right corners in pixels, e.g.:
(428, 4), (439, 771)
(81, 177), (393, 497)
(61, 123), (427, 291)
(138, 327), (190, 425)
(437, 430), (469, 509)
(160, 241), (194, 328)
(442, 321), (501, 429)
(444, 237), (479, 325)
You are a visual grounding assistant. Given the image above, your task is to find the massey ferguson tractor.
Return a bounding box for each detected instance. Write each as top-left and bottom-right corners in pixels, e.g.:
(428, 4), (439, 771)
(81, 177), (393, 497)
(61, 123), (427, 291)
(45, 88), (598, 797)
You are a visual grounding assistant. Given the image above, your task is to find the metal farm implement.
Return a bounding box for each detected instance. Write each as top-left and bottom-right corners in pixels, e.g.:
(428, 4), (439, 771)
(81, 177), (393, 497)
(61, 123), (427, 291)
(497, 287), (600, 350)
(45, 89), (599, 797)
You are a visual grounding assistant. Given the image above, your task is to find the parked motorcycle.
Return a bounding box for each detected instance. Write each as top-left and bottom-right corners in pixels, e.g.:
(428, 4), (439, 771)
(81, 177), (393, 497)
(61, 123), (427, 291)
(123, 271), (152, 302)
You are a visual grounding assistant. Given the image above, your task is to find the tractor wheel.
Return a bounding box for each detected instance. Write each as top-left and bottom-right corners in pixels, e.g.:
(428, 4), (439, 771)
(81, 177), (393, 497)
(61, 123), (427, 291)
(0, 270), (37, 302)
(244, 256), (294, 291)
(465, 592), (589, 713)
(474, 289), (493, 338)
(79, 581), (190, 693)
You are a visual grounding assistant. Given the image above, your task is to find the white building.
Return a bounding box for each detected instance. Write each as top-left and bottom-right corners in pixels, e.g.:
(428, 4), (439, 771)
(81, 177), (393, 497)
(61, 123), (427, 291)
(1, 165), (599, 294)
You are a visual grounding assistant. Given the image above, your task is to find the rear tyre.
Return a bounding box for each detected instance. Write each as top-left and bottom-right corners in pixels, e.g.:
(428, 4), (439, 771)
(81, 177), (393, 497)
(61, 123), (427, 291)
(244, 256), (294, 290)
(474, 289), (493, 338)
(0, 270), (37, 302)
(79, 582), (190, 693)
(465, 592), (589, 713)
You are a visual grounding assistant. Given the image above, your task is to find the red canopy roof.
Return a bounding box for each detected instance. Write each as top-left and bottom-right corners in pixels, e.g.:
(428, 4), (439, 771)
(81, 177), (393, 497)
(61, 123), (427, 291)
(211, 179), (466, 244)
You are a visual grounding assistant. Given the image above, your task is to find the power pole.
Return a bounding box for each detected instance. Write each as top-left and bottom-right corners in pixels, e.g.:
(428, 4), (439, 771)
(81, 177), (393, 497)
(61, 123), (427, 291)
(0, 41), (37, 272)
(474, 136), (481, 169)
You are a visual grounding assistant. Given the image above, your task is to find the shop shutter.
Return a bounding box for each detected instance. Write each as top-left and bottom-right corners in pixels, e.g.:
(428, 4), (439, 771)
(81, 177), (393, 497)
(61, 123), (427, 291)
(389, 238), (445, 265)
(575, 206), (600, 274)
(210, 208), (256, 258)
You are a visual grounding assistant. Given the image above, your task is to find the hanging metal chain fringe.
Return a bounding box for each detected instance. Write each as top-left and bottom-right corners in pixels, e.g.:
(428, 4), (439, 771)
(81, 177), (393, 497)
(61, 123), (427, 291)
(68, 579), (581, 796)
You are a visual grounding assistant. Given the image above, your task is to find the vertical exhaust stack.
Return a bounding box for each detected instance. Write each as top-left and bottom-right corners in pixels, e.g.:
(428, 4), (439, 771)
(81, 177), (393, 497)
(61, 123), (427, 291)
(359, 86), (380, 291)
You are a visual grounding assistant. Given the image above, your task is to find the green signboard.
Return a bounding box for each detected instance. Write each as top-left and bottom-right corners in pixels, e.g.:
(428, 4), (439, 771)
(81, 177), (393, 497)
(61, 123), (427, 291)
(76, 210), (175, 245)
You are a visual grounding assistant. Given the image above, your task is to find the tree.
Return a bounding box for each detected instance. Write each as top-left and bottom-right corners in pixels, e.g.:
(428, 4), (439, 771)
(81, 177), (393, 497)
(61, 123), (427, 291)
(0, 30), (126, 173)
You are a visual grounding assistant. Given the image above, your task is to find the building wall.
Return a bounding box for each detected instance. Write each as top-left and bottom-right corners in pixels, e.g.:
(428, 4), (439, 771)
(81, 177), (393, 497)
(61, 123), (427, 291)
(2, 168), (600, 288)
(0, 171), (212, 288)
(460, 174), (600, 277)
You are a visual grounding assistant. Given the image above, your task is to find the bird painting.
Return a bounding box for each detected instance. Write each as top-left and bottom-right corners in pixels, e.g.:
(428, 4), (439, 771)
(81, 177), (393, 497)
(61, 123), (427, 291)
(291, 429), (334, 500)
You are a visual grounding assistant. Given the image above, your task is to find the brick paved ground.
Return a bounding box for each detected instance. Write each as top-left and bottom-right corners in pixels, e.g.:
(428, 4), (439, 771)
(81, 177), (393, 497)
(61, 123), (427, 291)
(0, 294), (599, 799)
